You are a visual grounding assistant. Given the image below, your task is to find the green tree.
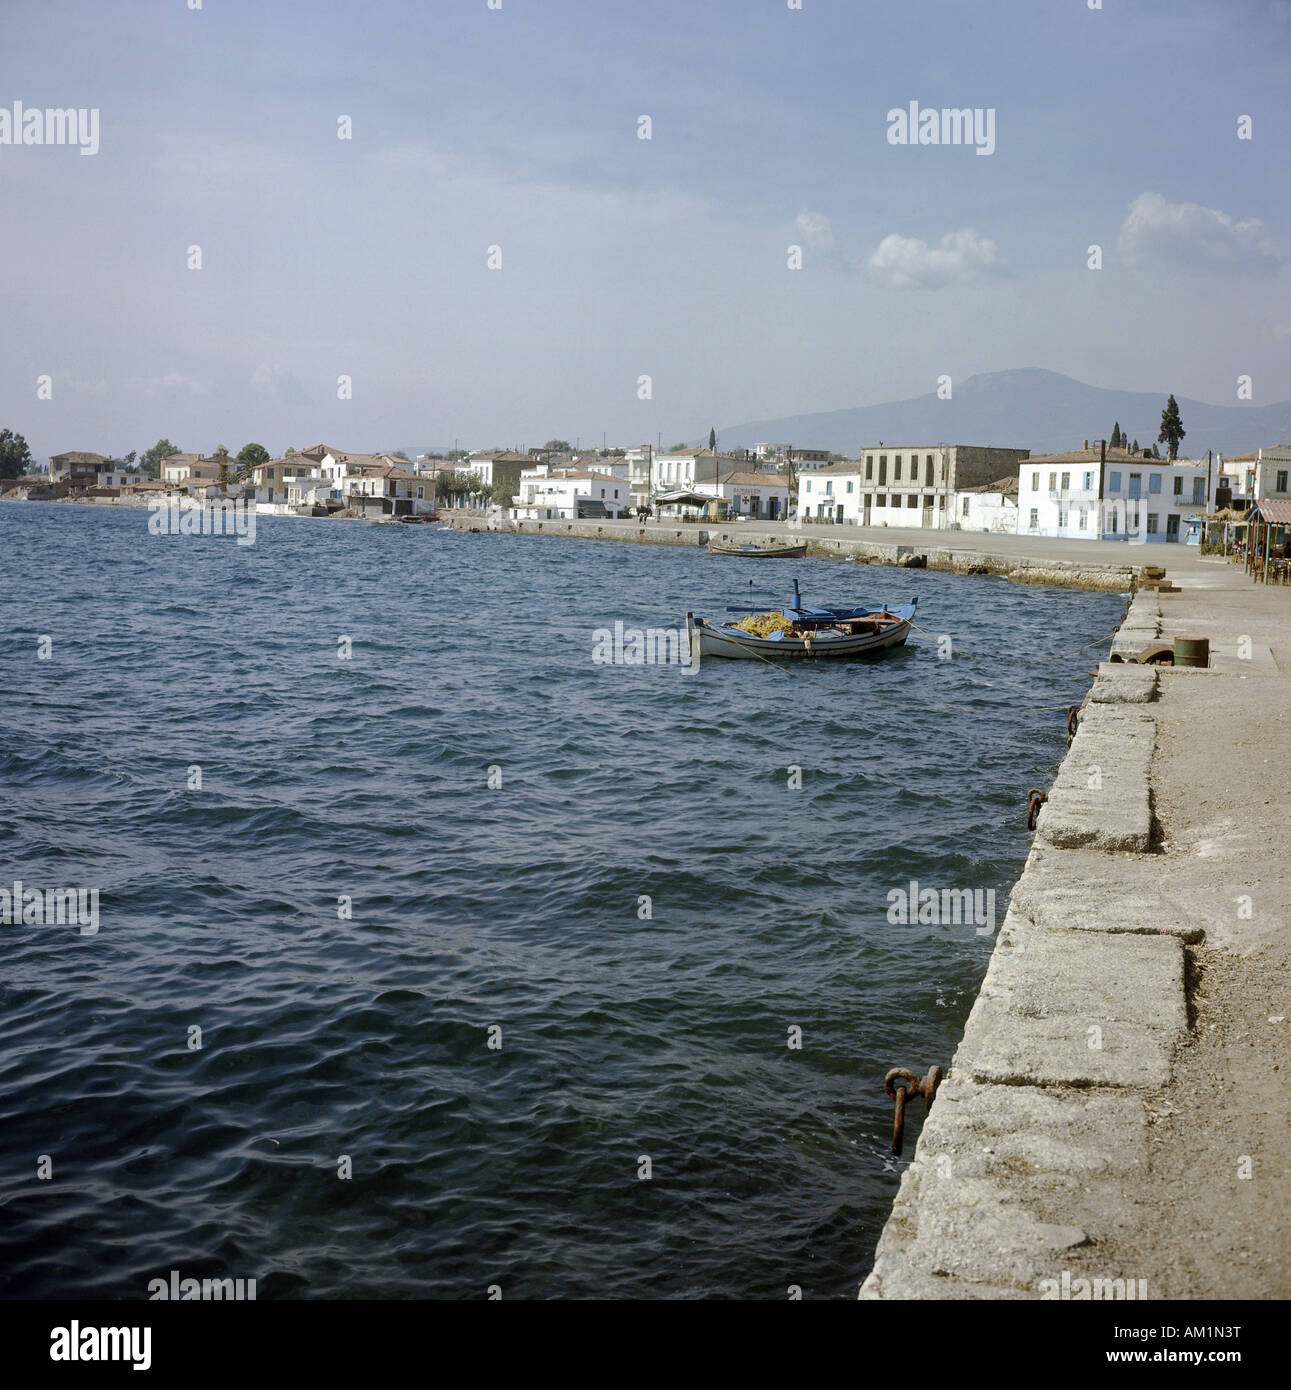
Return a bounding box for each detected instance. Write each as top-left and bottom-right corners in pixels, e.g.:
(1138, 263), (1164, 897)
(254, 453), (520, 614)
(708, 427), (717, 450)
(1158, 395), (1185, 461)
(435, 468), (478, 502)
(236, 442), (270, 467)
(1110, 422), (1122, 449)
(140, 438), (180, 480)
(1131, 439), (1140, 455)
(668, 441), (690, 453)
(214, 444), (230, 489)
(542, 439), (573, 453)
(0, 428), (33, 480)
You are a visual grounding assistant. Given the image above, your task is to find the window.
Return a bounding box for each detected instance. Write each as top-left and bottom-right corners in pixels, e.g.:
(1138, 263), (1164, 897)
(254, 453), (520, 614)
(1032, 471), (1040, 491)
(1147, 513), (1158, 534)
(1028, 507), (1038, 528)
(1278, 470), (1288, 493)
(908, 494), (917, 508)
(1058, 507), (1067, 528)
(1048, 472), (1057, 491)
(865, 456), (873, 480)
(1108, 511), (1118, 533)
(1192, 477), (1204, 504)
(894, 456), (902, 480)
(876, 494), (885, 506)
(416, 486), (424, 499)
(1173, 476), (1183, 496)
(1078, 507), (1087, 530)
(962, 496), (970, 515)
(846, 480), (853, 493)
(1060, 471), (1070, 491)
(1107, 471), (1121, 492)
(1149, 473), (1162, 494)
(805, 480), (811, 492)
(1083, 471), (1094, 492)
(925, 456), (934, 485)
(825, 481), (833, 495)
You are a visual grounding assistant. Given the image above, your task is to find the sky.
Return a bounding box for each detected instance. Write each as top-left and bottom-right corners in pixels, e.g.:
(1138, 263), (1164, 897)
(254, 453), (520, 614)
(1, 0), (1289, 462)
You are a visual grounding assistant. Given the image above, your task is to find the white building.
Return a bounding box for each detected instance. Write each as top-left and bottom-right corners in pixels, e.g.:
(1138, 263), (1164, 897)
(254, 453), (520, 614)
(753, 442), (831, 469)
(953, 476), (1019, 533)
(623, 446), (655, 508)
(512, 467), (628, 519)
(463, 450), (532, 491)
(800, 462), (865, 523)
(692, 469), (790, 521)
(651, 446), (721, 492)
(1017, 448), (1211, 542)
(1220, 446), (1291, 509)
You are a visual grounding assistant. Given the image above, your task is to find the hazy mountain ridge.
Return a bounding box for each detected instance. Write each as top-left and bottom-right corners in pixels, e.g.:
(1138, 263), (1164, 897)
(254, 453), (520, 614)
(714, 369), (1291, 458)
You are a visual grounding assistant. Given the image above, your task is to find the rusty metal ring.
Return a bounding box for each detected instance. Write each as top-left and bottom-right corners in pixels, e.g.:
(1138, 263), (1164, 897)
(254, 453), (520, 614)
(884, 1067), (920, 1100)
(1027, 788), (1048, 831)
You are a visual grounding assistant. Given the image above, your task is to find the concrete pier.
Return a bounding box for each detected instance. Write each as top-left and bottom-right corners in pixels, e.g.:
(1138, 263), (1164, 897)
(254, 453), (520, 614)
(861, 555), (1291, 1300)
(442, 514), (1138, 591)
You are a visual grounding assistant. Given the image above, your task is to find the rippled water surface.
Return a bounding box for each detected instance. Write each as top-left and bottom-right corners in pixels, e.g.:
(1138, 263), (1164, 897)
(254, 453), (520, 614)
(0, 504), (1122, 1299)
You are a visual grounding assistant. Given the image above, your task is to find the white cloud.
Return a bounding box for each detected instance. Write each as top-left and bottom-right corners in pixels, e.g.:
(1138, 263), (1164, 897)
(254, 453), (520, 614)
(868, 228), (996, 290)
(250, 362), (309, 405)
(1117, 192), (1278, 273)
(795, 210), (834, 250)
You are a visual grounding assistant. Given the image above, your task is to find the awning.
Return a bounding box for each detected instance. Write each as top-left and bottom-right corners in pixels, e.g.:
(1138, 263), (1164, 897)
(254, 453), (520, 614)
(652, 489), (714, 507)
(1250, 499), (1291, 524)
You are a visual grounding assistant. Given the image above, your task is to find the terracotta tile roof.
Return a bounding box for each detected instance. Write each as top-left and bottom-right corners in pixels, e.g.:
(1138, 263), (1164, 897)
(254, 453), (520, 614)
(51, 450), (109, 465)
(713, 470), (789, 487)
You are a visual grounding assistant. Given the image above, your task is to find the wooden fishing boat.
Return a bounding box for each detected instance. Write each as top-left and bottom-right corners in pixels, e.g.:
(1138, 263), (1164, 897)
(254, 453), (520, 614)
(686, 583), (917, 661)
(707, 540), (808, 558)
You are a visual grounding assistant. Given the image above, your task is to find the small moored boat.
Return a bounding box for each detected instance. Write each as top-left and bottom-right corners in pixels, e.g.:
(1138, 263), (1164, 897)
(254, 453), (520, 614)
(686, 582), (917, 661)
(707, 540), (808, 558)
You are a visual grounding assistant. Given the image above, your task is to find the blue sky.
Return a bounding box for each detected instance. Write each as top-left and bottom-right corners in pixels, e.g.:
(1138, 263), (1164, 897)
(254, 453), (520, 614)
(1, 0), (1288, 460)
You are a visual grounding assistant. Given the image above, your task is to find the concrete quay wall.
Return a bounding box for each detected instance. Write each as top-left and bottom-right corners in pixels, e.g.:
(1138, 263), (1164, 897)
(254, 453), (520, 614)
(443, 515), (1136, 592)
(860, 589), (1191, 1299)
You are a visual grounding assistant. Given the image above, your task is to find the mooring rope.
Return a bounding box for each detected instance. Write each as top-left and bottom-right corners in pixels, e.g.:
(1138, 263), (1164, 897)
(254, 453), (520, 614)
(908, 621), (1119, 665)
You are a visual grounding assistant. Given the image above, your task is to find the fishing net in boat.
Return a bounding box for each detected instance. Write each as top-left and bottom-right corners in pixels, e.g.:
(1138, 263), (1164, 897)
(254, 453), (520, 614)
(731, 611), (800, 637)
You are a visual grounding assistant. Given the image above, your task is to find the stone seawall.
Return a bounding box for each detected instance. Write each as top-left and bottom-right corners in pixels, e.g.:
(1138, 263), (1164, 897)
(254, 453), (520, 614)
(858, 589), (1192, 1299)
(442, 516), (1135, 592)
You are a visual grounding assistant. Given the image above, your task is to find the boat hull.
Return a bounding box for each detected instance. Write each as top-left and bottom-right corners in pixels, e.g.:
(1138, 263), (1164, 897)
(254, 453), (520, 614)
(692, 614), (913, 660)
(707, 542), (808, 558)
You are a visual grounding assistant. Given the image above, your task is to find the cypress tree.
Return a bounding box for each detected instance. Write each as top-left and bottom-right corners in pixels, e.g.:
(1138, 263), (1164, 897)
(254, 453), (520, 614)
(1158, 396), (1185, 462)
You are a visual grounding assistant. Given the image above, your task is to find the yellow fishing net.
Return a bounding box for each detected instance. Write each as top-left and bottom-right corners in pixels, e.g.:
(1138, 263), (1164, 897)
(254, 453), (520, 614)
(731, 611), (800, 637)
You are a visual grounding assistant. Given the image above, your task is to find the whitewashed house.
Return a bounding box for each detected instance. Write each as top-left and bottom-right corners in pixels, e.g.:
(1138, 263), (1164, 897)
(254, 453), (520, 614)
(1018, 447), (1211, 542)
(1220, 446), (1291, 509)
(691, 469), (790, 521)
(800, 462), (865, 523)
(954, 476), (1019, 532)
(512, 466), (628, 519)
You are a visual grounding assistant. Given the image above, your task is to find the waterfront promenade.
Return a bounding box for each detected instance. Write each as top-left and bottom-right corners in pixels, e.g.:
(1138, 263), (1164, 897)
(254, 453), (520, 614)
(861, 553), (1291, 1299)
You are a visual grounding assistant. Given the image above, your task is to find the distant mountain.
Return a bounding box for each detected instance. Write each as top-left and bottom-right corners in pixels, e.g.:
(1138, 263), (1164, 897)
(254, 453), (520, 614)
(716, 369), (1291, 458)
